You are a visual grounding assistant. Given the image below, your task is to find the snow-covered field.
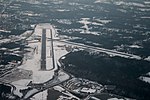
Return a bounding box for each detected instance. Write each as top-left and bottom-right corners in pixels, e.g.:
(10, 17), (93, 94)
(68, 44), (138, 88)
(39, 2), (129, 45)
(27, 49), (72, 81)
(108, 98), (124, 100)
(139, 74), (150, 84)
(144, 56), (150, 61)
(8, 23), (70, 97)
(30, 90), (48, 100)
(94, 0), (110, 4)
(140, 77), (150, 84)
(53, 86), (80, 100)
(18, 24), (56, 84)
(78, 18), (112, 36)
(60, 40), (142, 60)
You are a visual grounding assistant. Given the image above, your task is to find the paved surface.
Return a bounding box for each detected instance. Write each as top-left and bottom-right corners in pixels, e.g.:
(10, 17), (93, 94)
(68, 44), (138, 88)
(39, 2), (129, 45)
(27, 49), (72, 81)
(50, 29), (55, 70)
(41, 29), (46, 70)
(58, 40), (142, 60)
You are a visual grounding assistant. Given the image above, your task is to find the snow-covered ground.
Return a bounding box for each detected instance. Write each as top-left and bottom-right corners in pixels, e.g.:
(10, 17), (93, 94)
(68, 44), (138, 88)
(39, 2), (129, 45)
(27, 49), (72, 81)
(94, 0), (110, 4)
(60, 40), (142, 60)
(78, 18), (112, 36)
(30, 90), (48, 100)
(57, 71), (70, 81)
(91, 97), (101, 100)
(12, 79), (32, 97)
(18, 24), (56, 84)
(78, 18), (99, 36)
(56, 9), (70, 12)
(108, 98), (124, 100)
(0, 30), (33, 45)
(56, 19), (72, 25)
(23, 89), (39, 99)
(0, 29), (11, 33)
(9, 23), (69, 97)
(144, 56), (150, 62)
(139, 72), (150, 84)
(80, 88), (96, 93)
(146, 72), (150, 76)
(53, 86), (80, 100)
(53, 86), (65, 92)
(139, 76), (150, 84)
(129, 45), (143, 49)
(0, 38), (11, 44)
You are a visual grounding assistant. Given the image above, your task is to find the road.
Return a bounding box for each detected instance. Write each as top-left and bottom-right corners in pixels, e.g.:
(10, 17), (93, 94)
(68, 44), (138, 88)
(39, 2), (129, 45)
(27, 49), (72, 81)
(22, 71), (71, 100)
(1, 24), (143, 100)
(58, 40), (142, 60)
(20, 26), (71, 100)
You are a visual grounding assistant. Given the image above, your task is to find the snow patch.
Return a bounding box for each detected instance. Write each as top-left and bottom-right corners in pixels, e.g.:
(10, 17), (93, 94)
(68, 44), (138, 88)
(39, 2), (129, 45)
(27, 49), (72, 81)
(108, 98), (124, 100)
(12, 79), (31, 97)
(145, 56), (150, 61)
(53, 86), (65, 92)
(94, 0), (110, 4)
(30, 90), (48, 100)
(78, 18), (100, 36)
(114, 1), (145, 7)
(139, 76), (150, 84)
(24, 89), (39, 99)
(94, 19), (112, 24)
(129, 45), (142, 48)
(56, 9), (70, 12)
